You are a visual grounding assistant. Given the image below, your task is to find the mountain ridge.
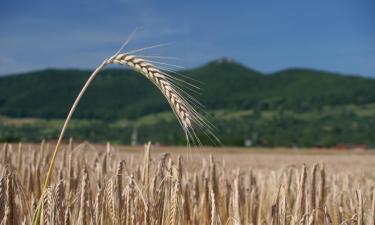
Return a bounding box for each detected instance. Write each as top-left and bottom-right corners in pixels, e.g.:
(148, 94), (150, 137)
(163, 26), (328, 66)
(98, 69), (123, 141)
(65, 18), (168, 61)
(3, 58), (373, 79)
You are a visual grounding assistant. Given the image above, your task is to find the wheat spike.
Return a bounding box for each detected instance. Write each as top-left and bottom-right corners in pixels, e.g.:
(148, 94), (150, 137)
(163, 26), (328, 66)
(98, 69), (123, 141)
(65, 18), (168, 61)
(168, 166), (180, 225)
(108, 53), (216, 146)
(41, 187), (53, 225)
(77, 167), (90, 225)
(116, 160), (124, 224)
(93, 186), (102, 225)
(3, 167), (17, 225)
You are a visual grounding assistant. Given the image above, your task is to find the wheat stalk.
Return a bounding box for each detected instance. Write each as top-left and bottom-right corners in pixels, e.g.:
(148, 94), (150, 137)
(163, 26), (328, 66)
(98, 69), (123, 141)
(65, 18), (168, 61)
(356, 190), (364, 225)
(232, 172), (241, 225)
(0, 176), (5, 221)
(32, 36), (216, 224)
(209, 180), (217, 225)
(143, 142), (151, 200)
(309, 163), (317, 213)
(316, 162), (326, 224)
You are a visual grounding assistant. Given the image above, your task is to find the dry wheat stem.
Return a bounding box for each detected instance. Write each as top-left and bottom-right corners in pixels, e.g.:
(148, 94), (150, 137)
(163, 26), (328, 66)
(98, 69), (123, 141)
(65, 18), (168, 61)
(32, 60), (108, 225)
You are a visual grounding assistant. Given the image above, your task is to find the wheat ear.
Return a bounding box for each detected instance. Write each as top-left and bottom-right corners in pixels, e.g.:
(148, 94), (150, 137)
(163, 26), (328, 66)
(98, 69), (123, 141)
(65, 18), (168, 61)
(33, 37), (216, 224)
(107, 53), (217, 146)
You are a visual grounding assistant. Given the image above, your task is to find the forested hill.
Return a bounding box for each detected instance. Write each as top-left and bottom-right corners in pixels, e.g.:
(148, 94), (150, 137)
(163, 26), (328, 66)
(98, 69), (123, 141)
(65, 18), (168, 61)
(0, 60), (374, 121)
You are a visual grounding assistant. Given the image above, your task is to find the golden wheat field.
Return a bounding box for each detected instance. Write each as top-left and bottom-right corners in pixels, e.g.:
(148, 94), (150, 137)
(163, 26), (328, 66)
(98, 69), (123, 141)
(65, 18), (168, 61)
(1, 141), (375, 225)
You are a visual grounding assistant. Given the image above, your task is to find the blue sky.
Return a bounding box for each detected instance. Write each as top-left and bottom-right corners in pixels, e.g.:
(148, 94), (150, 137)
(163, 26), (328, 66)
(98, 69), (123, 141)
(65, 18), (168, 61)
(0, 0), (374, 76)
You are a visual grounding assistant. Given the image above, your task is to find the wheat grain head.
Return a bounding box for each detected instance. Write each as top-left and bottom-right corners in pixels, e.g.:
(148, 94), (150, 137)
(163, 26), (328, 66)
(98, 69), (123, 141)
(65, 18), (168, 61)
(107, 52), (217, 146)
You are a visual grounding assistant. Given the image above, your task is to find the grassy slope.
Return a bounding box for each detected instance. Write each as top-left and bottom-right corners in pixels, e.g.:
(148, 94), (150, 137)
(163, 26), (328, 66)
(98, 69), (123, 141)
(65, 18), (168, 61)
(1, 61), (375, 146)
(1, 61), (375, 120)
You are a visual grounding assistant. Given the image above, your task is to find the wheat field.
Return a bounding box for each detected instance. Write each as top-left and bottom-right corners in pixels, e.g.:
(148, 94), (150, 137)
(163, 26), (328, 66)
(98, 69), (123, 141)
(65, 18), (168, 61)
(1, 141), (375, 225)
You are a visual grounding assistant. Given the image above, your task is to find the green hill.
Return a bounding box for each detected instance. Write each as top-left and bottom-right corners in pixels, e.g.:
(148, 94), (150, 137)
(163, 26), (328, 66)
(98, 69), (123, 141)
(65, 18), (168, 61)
(1, 60), (375, 146)
(1, 60), (374, 120)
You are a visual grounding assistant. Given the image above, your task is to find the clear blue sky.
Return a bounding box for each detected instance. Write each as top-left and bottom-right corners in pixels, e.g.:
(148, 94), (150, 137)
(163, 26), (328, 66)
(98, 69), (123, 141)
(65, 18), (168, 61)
(0, 0), (374, 76)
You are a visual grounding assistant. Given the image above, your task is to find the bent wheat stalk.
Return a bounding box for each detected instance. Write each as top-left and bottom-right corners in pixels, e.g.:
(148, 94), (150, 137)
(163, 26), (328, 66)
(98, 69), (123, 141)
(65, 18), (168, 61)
(33, 38), (216, 224)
